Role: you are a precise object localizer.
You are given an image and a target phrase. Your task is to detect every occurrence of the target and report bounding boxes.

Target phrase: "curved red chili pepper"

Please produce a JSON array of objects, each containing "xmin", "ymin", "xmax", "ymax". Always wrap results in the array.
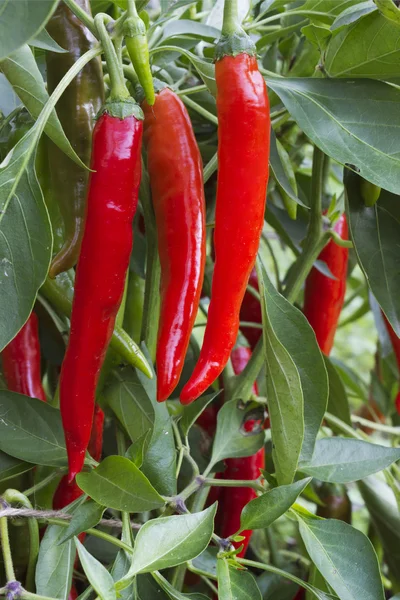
[
  {"xmin": 382, "ymin": 313, "xmax": 400, "ymax": 415},
  {"xmin": 181, "ymin": 53, "xmax": 270, "ymax": 404},
  {"xmin": 303, "ymin": 214, "xmax": 349, "ymax": 356},
  {"xmin": 60, "ymin": 112, "xmax": 143, "ymax": 481},
  {"xmin": 240, "ymin": 268, "xmax": 262, "ymax": 350},
  {"xmin": 2, "ymin": 313, "xmax": 46, "ymax": 402},
  {"xmin": 142, "ymin": 88, "xmax": 206, "ymax": 401}
]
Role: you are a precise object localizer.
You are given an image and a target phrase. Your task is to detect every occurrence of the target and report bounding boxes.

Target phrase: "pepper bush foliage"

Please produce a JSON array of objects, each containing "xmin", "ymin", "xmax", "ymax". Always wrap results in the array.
[{"xmin": 1, "ymin": 1, "xmax": 400, "ymax": 600}]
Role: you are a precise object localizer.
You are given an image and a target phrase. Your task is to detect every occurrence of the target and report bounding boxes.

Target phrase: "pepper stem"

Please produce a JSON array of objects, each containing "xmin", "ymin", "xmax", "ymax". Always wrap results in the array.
[
  {"xmin": 222, "ymin": 0, "xmax": 240, "ymax": 35},
  {"xmin": 94, "ymin": 14, "xmax": 130, "ymax": 102},
  {"xmin": 127, "ymin": 0, "xmax": 139, "ymax": 19}
]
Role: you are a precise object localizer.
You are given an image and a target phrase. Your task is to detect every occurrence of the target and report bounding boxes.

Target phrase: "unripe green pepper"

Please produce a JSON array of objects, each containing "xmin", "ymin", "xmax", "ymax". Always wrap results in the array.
[
  {"xmin": 123, "ymin": 270, "xmax": 145, "ymax": 344},
  {"xmin": 123, "ymin": 4, "xmax": 154, "ymax": 106},
  {"xmin": 360, "ymin": 178, "xmax": 381, "ymax": 207}
]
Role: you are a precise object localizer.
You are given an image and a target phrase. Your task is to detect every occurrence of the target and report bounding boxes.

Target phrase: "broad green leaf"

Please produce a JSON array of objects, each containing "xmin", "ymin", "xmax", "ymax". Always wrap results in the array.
[
  {"xmin": 324, "ymin": 356, "xmax": 352, "ymax": 426},
  {"xmin": 57, "ymin": 500, "xmax": 105, "ymax": 545},
  {"xmin": 210, "ymin": 399, "xmax": 265, "ymax": 467},
  {"xmin": 330, "ymin": 1, "xmax": 376, "ymax": 31},
  {"xmin": 260, "ymin": 262, "xmax": 327, "ymax": 462},
  {"xmin": 116, "ymin": 506, "xmax": 216, "ymax": 589},
  {"xmin": 161, "ymin": 19, "xmax": 220, "ymax": 41},
  {"xmin": 0, "ymin": 45, "xmax": 85, "ymax": 167},
  {"xmin": 75, "ymin": 538, "xmax": 117, "ymax": 600},
  {"xmin": 325, "ymin": 12, "xmax": 400, "ymax": 78},
  {"xmin": 345, "ymin": 172, "xmax": 400, "ymax": 336},
  {"xmin": 240, "ymin": 478, "xmax": 312, "ymax": 531},
  {"xmin": 180, "ymin": 391, "xmax": 220, "ymax": 438},
  {"xmin": 217, "ymin": 558, "xmax": 262, "ymax": 600},
  {"xmin": 258, "ymin": 261, "xmax": 304, "ymax": 485},
  {"xmin": 267, "ymin": 76, "xmax": 400, "ymax": 195},
  {"xmin": 0, "ymin": 133, "xmax": 52, "ymax": 351},
  {"xmin": 35, "ymin": 497, "xmax": 85, "ymax": 599},
  {"xmin": 358, "ymin": 476, "xmax": 400, "ymax": 585},
  {"xmin": 297, "ymin": 515, "xmax": 385, "ymax": 600},
  {"xmin": 0, "ymin": 392, "xmax": 67, "ymax": 466},
  {"xmin": 375, "ymin": 0, "xmax": 400, "ymax": 24},
  {"xmin": 0, "ymin": 0, "xmax": 58, "ymax": 60},
  {"xmin": 76, "ymin": 456, "xmax": 165, "ymax": 512},
  {"xmin": 103, "ymin": 365, "xmax": 155, "ymax": 455},
  {"xmin": 300, "ymin": 438, "xmax": 400, "ymax": 483},
  {"xmin": 0, "ymin": 451, "xmax": 31, "ymax": 482}
]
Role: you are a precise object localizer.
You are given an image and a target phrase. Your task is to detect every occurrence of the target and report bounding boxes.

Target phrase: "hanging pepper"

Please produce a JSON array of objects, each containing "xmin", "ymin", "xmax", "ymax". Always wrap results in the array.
[
  {"xmin": 59, "ymin": 66, "xmax": 144, "ymax": 480},
  {"xmin": 46, "ymin": 0, "xmax": 104, "ymax": 277},
  {"xmin": 2, "ymin": 313, "xmax": 46, "ymax": 402},
  {"xmin": 141, "ymin": 86, "xmax": 206, "ymax": 401},
  {"xmin": 381, "ymin": 313, "xmax": 400, "ymax": 415},
  {"xmin": 180, "ymin": 1, "xmax": 270, "ymax": 404},
  {"xmin": 303, "ymin": 214, "xmax": 349, "ymax": 356},
  {"xmin": 124, "ymin": 0, "xmax": 155, "ymax": 106},
  {"xmin": 316, "ymin": 483, "xmax": 352, "ymax": 523},
  {"xmin": 360, "ymin": 179, "xmax": 381, "ymax": 207}
]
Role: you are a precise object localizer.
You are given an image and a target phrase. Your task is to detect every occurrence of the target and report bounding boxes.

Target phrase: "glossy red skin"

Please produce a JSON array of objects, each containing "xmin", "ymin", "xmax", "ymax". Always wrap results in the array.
[
  {"xmin": 303, "ymin": 214, "xmax": 348, "ymax": 356},
  {"xmin": 181, "ymin": 54, "xmax": 270, "ymax": 404},
  {"xmin": 142, "ymin": 89, "xmax": 205, "ymax": 402},
  {"xmin": 240, "ymin": 268, "xmax": 262, "ymax": 350},
  {"xmin": 2, "ymin": 313, "xmax": 46, "ymax": 401},
  {"xmin": 68, "ymin": 586, "xmax": 79, "ymax": 600},
  {"xmin": 60, "ymin": 112, "xmax": 143, "ymax": 480},
  {"xmin": 87, "ymin": 404, "xmax": 105, "ymax": 461},
  {"xmin": 382, "ymin": 314, "xmax": 400, "ymax": 415}
]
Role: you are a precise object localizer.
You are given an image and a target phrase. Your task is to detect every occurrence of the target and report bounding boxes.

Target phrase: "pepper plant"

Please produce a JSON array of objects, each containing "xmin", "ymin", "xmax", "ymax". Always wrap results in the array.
[{"xmin": 0, "ymin": 1, "xmax": 400, "ymax": 600}]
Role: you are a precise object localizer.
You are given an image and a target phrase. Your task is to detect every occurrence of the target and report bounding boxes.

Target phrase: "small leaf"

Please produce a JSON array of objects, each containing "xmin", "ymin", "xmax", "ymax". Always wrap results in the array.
[
  {"xmin": 75, "ymin": 538, "xmax": 117, "ymax": 600},
  {"xmin": 210, "ymin": 399, "xmax": 265, "ymax": 467},
  {"xmin": 125, "ymin": 430, "xmax": 151, "ymax": 468},
  {"xmin": 269, "ymin": 130, "xmax": 304, "ymax": 207},
  {"xmin": 76, "ymin": 456, "xmax": 165, "ymax": 512},
  {"xmin": 180, "ymin": 391, "xmax": 220, "ymax": 438},
  {"xmin": 0, "ymin": 392, "xmax": 66, "ymax": 466},
  {"xmin": 297, "ymin": 514, "xmax": 385, "ymax": 600},
  {"xmin": 29, "ymin": 28, "xmax": 67, "ymax": 52},
  {"xmin": 324, "ymin": 356, "xmax": 352, "ymax": 426},
  {"xmin": 330, "ymin": 1, "xmax": 376, "ymax": 31},
  {"xmin": 161, "ymin": 19, "xmax": 220, "ymax": 42},
  {"xmin": 153, "ymin": 571, "xmax": 208, "ymax": 600},
  {"xmin": 151, "ymin": 45, "xmax": 215, "ymax": 95},
  {"xmin": 57, "ymin": 500, "xmax": 105, "ymax": 545},
  {"xmin": 116, "ymin": 506, "xmax": 216, "ymax": 589},
  {"xmin": 240, "ymin": 478, "xmax": 312, "ymax": 531},
  {"xmin": 300, "ymin": 438, "xmax": 400, "ymax": 483},
  {"xmin": 0, "ymin": 451, "xmax": 31, "ymax": 483},
  {"xmin": 217, "ymin": 558, "xmax": 262, "ymax": 600}
]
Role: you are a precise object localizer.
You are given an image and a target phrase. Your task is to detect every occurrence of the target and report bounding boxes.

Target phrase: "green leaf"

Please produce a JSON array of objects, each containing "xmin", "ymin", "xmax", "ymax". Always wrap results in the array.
[
  {"xmin": 297, "ymin": 515, "xmax": 385, "ymax": 600},
  {"xmin": 217, "ymin": 558, "xmax": 262, "ymax": 600},
  {"xmin": 111, "ymin": 550, "xmax": 134, "ymax": 600},
  {"xmin": 240, "ymin": 478, "xmax": 312, "ymax": 531},
  {"xmin": 75, "ymin": 538, "xmax": 117, "ymax": 600},
  {"xmin": 0, "ymin": 451, "xmax": 31, "ymax": 483},
  {"xmin": 0, "ymin": 45, "xmax": 87, "ymax": 168},
  {"xmin": 267, "ymin": 76, "xmax": 400, "ymax": 196},
  {"xmin": 161, "ymin": 19, "xmax": 220, "ymax": 42},
  {"xmin": 0, "ymin": 392, "xmax": 67, "ymax": 466},
  {"xmin": 259, "ymin": 261, "xmax": 327, "ymax": 463},
  {"xmin": 29, "ymin": 28, "xmax": 67, "ymax": 53},
  {"xmin": 325, "ymin": 11, "xmax": 400, "ymax": 78},
  {"xmin": 300, "ymin": 438, "xmax": 400, "ymax": 483},
  {"xmin": 345, "ymin": 172, "xmax": 400, "ymax": 336},
  {"xmin": 76, "ymin": 456, "xmax": 165, "ymax": 513},
  {"xmin": 152, "ymin": 571, "xmax": 209, "ymax": 600},
  {"xmin": 375, "ymin": 0, "xmax": 400, "ymax": 24},
  {"xmin": 258, "ymin": 261, "xmax": 304, "ymax": 485},
  {"xmin": 136, "ymin": 573, "xmax": 170, "ymax": 600},
  {"xmin": 151, "ymin": 45, "xmax": 216, "ymax": 96},
  {"xmin": 330, "ymin": 1, "xmax": 376, "ymax": 31},
  {"xmin": 0, "ymin": 0, "xmax": 58, "ymax": 60},
  {"xmin": 57, "ymin": 500, "xmax": 105, "ymax": 545},
  {"xmin": 210, "ymin": 399, "xmax": 265, "ymax": 466},
  {"xmin": 103, "ymin": 365, "xmax": 155, "ymax": 456},
  {"xmin": 125, "ymin": 431, "xmax": 151, "ymax": 468},
  {"xmin": 180, "ymin": 391, "xmax": 220, "ymax": 438},
  {"xmin": 324, "ymin": 356, "xmax": 352, "ymax": 426},
  {"xmin": 269, "ymin": 130, "xmax": 304, "ymax": 207},
  {"xmin": 0, "ymin": 133, "xmax": 52, "ymax": 351},
  {"xmin": 116, "ymin": 506, "xmax": 216, "ymax": 589}
]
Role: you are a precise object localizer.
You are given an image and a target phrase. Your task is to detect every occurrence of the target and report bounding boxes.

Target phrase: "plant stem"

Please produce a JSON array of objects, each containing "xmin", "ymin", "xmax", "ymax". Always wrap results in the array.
[
  {"xmin": 0, "ymin": 514, "xmax": 15, "ymax": 581},
  {"xmin": 238, "ymin": 558, "xmax": 320, "ymax": 598},
  {"xmin": 180, "ymin": 95, "xmax": 218, "ymax": 125},
  {"xmin": 351, "ymin": 415, "xmax": 400, "ymax": 435},
  {"xmin": 22, "ymin": 592, "xmax": 63, "ymax": 600},
  {"xmin": 94, "ymin": 14, "xmax": 129, "ymax": 101},
  {"xmin": 140, "ymin": 160, "xmax": 160, "ymax": 361},
  {"xmin": 324, "ymin": 412, "xmax": 364, "ymax": 440},
  {"xmin": 2, "ymin": 490, "xmax": 39, "ymax": 592},
  {"xmin": 203, "ymin": 478, "xmax": 264, "ymax": 493},
  {"xmin": 45, "ymin": 517, "xmax": 133, "ymax": 553},
  {"xmin": 175, "ymin": 84, "xmax": 207, "ymax": 96},
  {"xmin": 246, "ymin": 10, "xmax": 330, "ymax": 31},
  {"xmin": 204, "ymin": 152, "xmax": 218, "ymax": 184},
  {"xmin": 116, "ymin": 428, "xmax": 133, "ymax": 547},
  {"xmin": 127, "ymin": 0, "xmax": 139, "ymax": 19},
  {"xmin": 63, "ymin": 0, "xmax": 96, "ymax": 34},
  {"xmin": 222, "ymin": 0, "xmax": 239, "ymax": 35}
]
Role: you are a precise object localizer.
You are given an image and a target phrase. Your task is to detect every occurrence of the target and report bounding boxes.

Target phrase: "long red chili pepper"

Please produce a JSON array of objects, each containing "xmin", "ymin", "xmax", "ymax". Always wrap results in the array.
[
  {"xmin": 180, "ymin": 12, "xmax": 270, "ymax": 404},
  {"xmin": 60, "ymin": 108, "xmax": 143, "ymax": 481},
  {"xmin": 240, "ymin": 268, "xmax": 262, "ymax": 350},
  {"xmin": 2, "ymin": 313, "xmax": 46, "ymax": 402},
  {"xmin": 141, "ymin": 86, "xmax": 205, "ymax": 401},
  {"xmin": 303, "ymin": 214, "xmax": 349, "ymax": 356},
  {"xmin": 382, "ymin": 313, "xmax": 400, "ymax": 414}
]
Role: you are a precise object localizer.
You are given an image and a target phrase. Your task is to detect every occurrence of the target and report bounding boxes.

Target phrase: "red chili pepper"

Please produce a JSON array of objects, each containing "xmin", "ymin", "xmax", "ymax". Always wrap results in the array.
[
  {"xmin": 2, "ymin": 313, "xmax": 46, "ymax": 402},
  {"xmin": 382, "ymin": 313, "xmax": 400, "ymax": 415},
  {"xmin": 141, "ymin": 87, "xmax": 206, "ymax": 401},
  {"xmin": 303, "ymin": 214, "xmax": 349, "ymax": 356},
  {"xmin": 239, "ymin": 268, "xmax": 262, "ymax": 350},
  {"xmin": 60, "ymin": 110, "xmax": 143, "ymax": 481},
  {"xmin": 181, "ymin": 50, "xmax": 270, "ymax": 404},
  {"xmin": 68, "ymin": 586, "xmax": 79, "ymax": 600}
]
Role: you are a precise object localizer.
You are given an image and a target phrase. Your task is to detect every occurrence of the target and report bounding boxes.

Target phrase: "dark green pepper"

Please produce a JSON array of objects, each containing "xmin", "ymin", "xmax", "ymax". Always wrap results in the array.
[{"xmin": 46, "ymin": 0, "xmax": 104, "ymax": 277}]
